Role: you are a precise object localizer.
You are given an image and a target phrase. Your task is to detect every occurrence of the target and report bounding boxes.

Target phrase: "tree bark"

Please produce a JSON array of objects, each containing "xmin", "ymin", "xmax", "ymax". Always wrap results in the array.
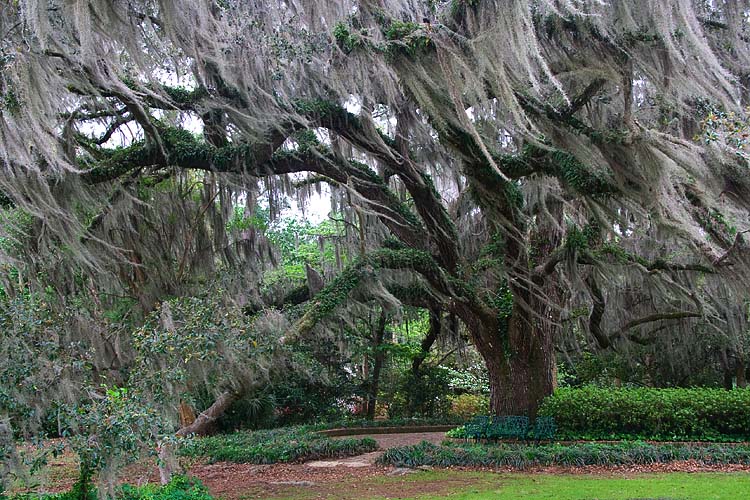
[
  {"xmin": 454, "ymin": 294, "xmax": 556, "ymax": 418},
  {"xmin": 411, "ymin": 309, "xmax": 441, "ymax": 376},
  {"xmin": 366, "ymin": 311, "xmax": 388, "ymax": 420},
  {"xmin": 176, "ymin": 391, "xmax": 241, "ymax": 436},
  {"xmin": 485, "ymin": 305, "xmax": 555, "ymax": 418},
  {"xmin": 737, "ymin": 358, "xmax": 747, "ymax": 389}
]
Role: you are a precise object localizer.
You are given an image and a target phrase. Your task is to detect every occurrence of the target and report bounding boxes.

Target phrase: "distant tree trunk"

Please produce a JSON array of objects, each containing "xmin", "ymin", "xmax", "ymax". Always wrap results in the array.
[
  {"xmin": 366, "ymin": 310, "xmax": 388, "ymax": 420},
  {"xmin": 721, "ymin": 350, "xmax": 734, "ymax": 390},
  {"xmin": 0, "ymin": 419, "xmax": 17, "ymax": 494},
  {"xmin": 410, "ymin": 309, "xmax": 441, "ymax": 377},
  {"xmin": 406, "ymin": 308, "xmax": 441, "ymax": 416},
  {"xmin": 737, "ymin": 358, "xmax": 747, "ymax": 389},
  {"xmin": 723, "ymin": 370, "xmax": 734, "ymax": 390},
  {"xmin": 178, "ymin": 400, "xmax": 196, "ymax": 428},
  {"xmin": 176, "ymin": 391, "xmax": 241, "ymax": 436},
  {"xmin": 157, "ymin": 441, "xmax": 182, "ymax": 485}
]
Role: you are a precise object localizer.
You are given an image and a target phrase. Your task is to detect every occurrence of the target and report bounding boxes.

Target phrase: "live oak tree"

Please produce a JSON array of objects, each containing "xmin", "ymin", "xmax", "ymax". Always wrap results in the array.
[{"xmin": 2, "ymin": 0, "xmax": 750, "ymax": 437}]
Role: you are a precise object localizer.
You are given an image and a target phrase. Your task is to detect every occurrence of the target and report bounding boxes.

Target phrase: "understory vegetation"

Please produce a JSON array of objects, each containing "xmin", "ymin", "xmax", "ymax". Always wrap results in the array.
[
  {"xmin": 178, "ymin": 426, "xmax": 377, "ymax": 464},
  {"xmin": 539, "ymin": 387, "xmax": 750, "ymax": 442},
  {"xmin": 378, "ymin": 440, "xmax": 750, "ymax": 469},
  {"xmin": 7, "ymin": 476, "xmax": 211, "ymax": 500}
]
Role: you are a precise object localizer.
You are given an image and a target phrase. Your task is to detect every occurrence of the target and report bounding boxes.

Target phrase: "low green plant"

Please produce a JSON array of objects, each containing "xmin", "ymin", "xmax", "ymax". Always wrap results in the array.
[
  {"xmin": 179, "ymin": 426, "xmax": 376, "ymax": 464},
  {"xmin": 445, "ymin": 425, "xmax": 467, "ymax": 439},
  {"xmin": 539, "ymin": 386, "xmax": 750, "ymax": 441},
  {"xmin": 378, "ymin": 440, "xmax": 750, "ymax": 469},
  {"xmin": 8, "ymin": 475, "xmax": 211, "ymax": 500}
]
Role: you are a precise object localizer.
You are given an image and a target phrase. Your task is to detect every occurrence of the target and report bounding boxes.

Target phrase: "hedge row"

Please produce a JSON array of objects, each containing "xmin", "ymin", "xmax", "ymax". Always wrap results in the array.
[
  {"xmin": 538, "ymin": 387, "xmax": 750, "ymax": 442},
  {"xmin": 179, "ymin": 426, "xmax": 377, "ymax": 464},
  {"xmin": 378, "ymin": 440, "xmax": 750, "ymax": 468}
]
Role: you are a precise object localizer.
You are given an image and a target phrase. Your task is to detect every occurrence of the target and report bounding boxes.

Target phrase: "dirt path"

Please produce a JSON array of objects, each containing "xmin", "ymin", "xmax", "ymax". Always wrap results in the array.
[
  {"xmin": 306, "ymin": 431, "xmax": 447, "ymax": 468},
  {"xmin": 190, "ymin": 432, "xmax": 447, "ymax": 498}
]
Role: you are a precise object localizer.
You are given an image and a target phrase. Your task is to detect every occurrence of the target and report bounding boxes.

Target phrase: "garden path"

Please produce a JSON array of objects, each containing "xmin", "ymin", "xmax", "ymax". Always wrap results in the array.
[{"xmin": 306, "ymin": 431, "xmax": 447, "ymax": 468}]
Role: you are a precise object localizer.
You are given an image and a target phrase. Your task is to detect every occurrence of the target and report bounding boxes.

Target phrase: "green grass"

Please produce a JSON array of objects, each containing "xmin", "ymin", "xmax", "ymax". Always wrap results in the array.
[{"xmin": 429, "ymin": 472, "xmax": 750, "ymax": 499}]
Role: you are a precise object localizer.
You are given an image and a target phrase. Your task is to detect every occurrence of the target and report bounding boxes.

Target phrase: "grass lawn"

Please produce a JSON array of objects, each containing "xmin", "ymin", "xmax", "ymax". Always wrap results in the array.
[
  {"xmin": 439, "ymin": 472, "xmax": 750, "ymax": 500},
  {"xmin": 258, "ymin": 471, "xmax": 750, "ymax": 500}
]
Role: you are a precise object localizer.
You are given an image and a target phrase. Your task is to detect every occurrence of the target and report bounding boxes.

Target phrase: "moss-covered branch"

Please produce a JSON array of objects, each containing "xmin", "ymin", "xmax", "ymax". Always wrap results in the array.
[{"xmin": 293, "ymin": 248, "xmax": 466, "ymax": 336}]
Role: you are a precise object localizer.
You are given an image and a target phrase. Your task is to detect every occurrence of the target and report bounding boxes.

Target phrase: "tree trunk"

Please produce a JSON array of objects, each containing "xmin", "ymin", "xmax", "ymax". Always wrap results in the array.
[
  {"xmin": 366, "ymin": 311, "xmax": 388, "ymax": 420},
  {"xmin": 176, "ymin": 391, "xmax": 240, "ymax": 436},
  {"xmin": 723, "ymin": 370, "xmax": 734, "ymax": 390},
  {"xmin": 737, "ymin": 358, "xmax": 747, "ymax": 389},
  {"xmin": 411, "ymin": 309, "xmax": 441, "ymax": 377},
  {"xmin": 157, "ymin": 441, "xmax": 182, "ymax": 485},
  {"xmin": 0, "ymin": 419, "xmax": 18, "ymax": 495},
  {"xmin": 461, "ymin": 299, "xmax": 556, "ymax": 418}
]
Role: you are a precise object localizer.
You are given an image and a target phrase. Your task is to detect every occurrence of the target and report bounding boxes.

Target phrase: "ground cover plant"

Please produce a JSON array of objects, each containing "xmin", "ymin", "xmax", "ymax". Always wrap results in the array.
[
  {"xmin": 538, "ymin": 387, "xmax": 750, "ymax": 442},
  {"xmin": 178, "ymin": 426, "xmax": 377, "ymax": 464},
  {"xmin": 378, "ymin": 440, "xmax": 750, "ymax": 469},
  {"xmin": 6, "ymin": 476, "xmax": 211, "ymax": 500}
]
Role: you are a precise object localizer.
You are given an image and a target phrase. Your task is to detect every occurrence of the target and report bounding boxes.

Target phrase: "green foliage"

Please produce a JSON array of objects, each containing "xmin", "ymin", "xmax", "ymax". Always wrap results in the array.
[
  {"xmin": 539, "ymin": 387, "xmax": 750, "ymax": 441},
  {"xmin": 445, "ymin": 425, "xmax": 467, "ymax": 439},
  {"xmin": 550, "ymin": 150, "xmax": 617, "ymax": 197},
  {"xmin": 332, "ymin": 22, "xmax": 366, "ymax": 53},
  {"xmin": 60, "ymin": 385, "xmax": 168, "ymax": 486},
  {"xmin": 266, "ymin": 369, "xmax": 360, "ymax": 427},
  {"xmin": 297, "ymin": 248, "xmax": 438, "ymax": 332},
  {"xmin": 378, "ymin": 440, "xmax": 750, "ymax": 468},
  {"xmin": 215, "ymin": 392, "xmax": 276, "ymax": 432},
  {"xmin": 179, "ymin": 426, "xmax": 376, "ymax": 464},
  {"xmin": 564, "ymin": 219, "xmax": 601, "ymax": 251},
  {"xmin": 120, "ymin": 476, "xmax": 213, "ymax": 500},
  {"xmin": 0, "ymin": 88, "xmax": 21, "ymax": 115},
  {"xmin": 383, "ymin": 20, "xmax": 433, "ymax": 57},
  {"xmin": 0, "ymin": 208, "xmax": 32, "ymax": 254},
  {"xmin": 9, "ymin": 475, "xmax": 212, "ymax": 500},
  {"xmin": 131, "ymin": 291, "xmax": 270, "ymax": 405},
  {"xmin": 225, "ymin": 205, "xmax": 268, "ymax": 233},
  {"xmin": 447, "ymin": 394, "xmax": 489, "ymax": 420},
  {"xmin": 384, "ymin": 21, "xmax": 422, "ymax": 41},
  {"xmin": 699, "ymin": 106, "xmax": 750, "ymax": 160},
  {"xmin": 390, "ymin": 366, "xmax": 453, "ymax": 418}
]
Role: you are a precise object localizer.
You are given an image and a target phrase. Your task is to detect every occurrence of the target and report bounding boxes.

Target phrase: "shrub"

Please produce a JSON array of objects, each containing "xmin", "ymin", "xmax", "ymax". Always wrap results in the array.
[
  {"xmin": 447, "ymin": 394, "xmax": 489, "ymax": 420},
  {"xmin": 538, "ymin": 387, "xmax": 750, "ymax": 441},
  {"xmin": 390, "ymin": 366, "xmax": 453, "ymax": 418},
  {"xmin": 120, "ymin": 476, "xmax": 212, "ymax": 500},
  {"xmin": 9, "ymin": 475, "xmax": 212, "ymax": 500},
  {"xmin": 445, "ymin": 426, "xmax": 467, "ymax": 439},
  {"xmin": 179, "ymin": 426, "xmax": 377, "ymax": 464},
  {"xmin": 378, "ymin": 440, "xmax": 750, "ymax": 468}
]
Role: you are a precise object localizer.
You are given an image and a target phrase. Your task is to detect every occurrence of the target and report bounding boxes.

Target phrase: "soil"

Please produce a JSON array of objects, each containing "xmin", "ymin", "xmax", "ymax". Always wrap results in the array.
[
  {"xmin": 188, "ymin": 432, "xmax": 750, "ymax": 499},
  {"xmin": 16, "ymin": 431, "xmax": 750, "ymax": 500}
]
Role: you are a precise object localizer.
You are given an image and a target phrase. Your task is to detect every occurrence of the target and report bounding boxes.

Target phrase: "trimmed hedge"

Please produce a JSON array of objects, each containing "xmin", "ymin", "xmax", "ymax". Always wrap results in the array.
[
  {"xmin": 538, "ymin": 387, "xmax": 750, "ymax": 442},
  {"xmin": 179, "ymin": 426, "xmax": 377, "ymax": 464},
  {"xmin": 316, "ymin": 417, "xmax": 464, "ymax": 430},
  {"xmin": 378, "ymin": 440, "xmax": 750, "ymax": 468}
]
